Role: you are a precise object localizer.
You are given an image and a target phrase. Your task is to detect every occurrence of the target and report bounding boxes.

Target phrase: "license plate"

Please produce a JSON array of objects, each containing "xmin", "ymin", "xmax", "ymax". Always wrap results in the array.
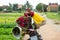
[{"xmin": 30, "ymin": 35, "xmax": 38, "ymax": 40}]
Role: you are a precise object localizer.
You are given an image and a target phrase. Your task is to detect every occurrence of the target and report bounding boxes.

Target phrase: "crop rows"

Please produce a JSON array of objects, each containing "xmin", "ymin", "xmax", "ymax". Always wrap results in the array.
[{"xmin": 0, "ymin": 13, "xmax": 23, "ymax": 40}]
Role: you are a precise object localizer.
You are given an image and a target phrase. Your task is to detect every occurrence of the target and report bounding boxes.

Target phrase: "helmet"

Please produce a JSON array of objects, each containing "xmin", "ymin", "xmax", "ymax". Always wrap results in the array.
[{"xmin": 26, "ymin": 8, "xmax": 31, "ymax": 12}]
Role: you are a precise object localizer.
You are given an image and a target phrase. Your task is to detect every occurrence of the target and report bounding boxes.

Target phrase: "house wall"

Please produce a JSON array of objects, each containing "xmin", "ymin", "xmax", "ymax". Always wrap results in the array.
[{"xmin": 47, "ymin": 3, "xmax": 58, "ymax": 12}]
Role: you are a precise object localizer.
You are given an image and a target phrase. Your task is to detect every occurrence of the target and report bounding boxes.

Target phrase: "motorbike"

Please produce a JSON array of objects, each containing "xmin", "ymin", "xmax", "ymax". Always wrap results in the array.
[
  {"xmin": 12, "ymin": 16, "xmax": 44, "ymax": 40},
  {"xmin": 12, "ymin": 24, "xmax": 43, "ymax": 40}
]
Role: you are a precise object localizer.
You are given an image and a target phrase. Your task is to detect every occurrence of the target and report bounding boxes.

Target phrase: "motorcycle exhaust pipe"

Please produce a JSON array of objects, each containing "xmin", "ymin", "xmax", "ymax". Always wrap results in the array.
[{"xmin": 12, "ymin": 25, "xmax": 22, "ymax": 39}]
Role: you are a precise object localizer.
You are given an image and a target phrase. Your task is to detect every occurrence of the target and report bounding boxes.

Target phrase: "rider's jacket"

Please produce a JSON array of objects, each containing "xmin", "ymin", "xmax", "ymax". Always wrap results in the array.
[{"xmin": 16, "ymin": 11, "xmax": 34, "ymax": 29}]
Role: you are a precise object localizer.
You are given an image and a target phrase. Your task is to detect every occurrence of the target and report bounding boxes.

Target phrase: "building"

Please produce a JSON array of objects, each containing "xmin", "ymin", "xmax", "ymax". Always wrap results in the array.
[
  {"xmin": 17, "ymin": 4, "xmax": 23, "ymax": 9},
  {"xmin": 47, "ymin": 3, "xmax": 58, "ymax": 12},
  {"xmin": 2, "ymin": 5, "xmax": 8, "ymax": 9}
]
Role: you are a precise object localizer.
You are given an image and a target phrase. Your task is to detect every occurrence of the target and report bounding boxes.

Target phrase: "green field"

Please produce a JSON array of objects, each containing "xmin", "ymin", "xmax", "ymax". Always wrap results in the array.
[
  {"xmin": 0, "ymin": 13, "xmax": 24, "ymax": 40},
  {"xmin": 45, "ymin": 12, "xmax": 60, "ymax": 20}
]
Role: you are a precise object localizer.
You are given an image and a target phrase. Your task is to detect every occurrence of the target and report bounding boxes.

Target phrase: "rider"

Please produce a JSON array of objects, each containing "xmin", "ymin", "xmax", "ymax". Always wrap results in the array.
[
  {"xmin": 16, "ymin": 8, "xmax": 34, "ymax": 33},
  {"xmin": 16, "ymin": 8, "xmax": 45, "ymax": 40}
]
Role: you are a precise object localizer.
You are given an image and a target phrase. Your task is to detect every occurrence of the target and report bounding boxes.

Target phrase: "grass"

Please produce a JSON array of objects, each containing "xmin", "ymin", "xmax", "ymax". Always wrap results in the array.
[
  {"xmin": 0, "ymin": 13, "xmax": 23, "ymax": 16},
  {"xmin": 0, "ymin": 28, "xmax": 17, "ymax": 40},
  {"xmin": 0, "ymin": 13, "xmax": 24, "ymax": 40},
  {"xmin": 0, "ymin": 35, "xmax": 17, "ymax": 40},
  {"xmin": 45, "ymin": 12, "xmax": 60, "ymax": 20},
  {"xmin": 0, "ymin": 13, "xmax": 24, "ymax": 28}
]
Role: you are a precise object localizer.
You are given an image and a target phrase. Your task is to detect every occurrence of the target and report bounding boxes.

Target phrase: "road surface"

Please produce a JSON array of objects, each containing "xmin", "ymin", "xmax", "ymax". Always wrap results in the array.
[{"xmin": 38, "ymin": 19, "xmax": 60, "ymax": 40}]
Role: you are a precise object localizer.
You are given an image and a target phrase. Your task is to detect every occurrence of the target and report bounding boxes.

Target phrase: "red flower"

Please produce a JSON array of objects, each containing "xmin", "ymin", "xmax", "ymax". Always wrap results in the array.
[{"xmin": 16, "ymin": 16, "xmax": 25, "ymax": 27}]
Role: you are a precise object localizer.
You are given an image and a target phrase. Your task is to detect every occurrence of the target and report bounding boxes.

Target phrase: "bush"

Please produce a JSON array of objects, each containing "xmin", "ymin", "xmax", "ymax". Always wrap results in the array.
[{"xmin": 0, "ymin": 7, "xmax": 3, "ymax": 11}]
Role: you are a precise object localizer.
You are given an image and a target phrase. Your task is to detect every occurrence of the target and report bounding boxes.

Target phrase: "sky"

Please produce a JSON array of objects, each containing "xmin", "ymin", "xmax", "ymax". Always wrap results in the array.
[{"xmin": 0, "ymin": 0, "xmax": 60, "ymax": 8}]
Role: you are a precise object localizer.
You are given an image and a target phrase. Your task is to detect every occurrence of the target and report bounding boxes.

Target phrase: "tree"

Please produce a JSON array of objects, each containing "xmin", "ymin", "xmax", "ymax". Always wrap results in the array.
[
  {"xmin": 43, "ymin": 4, "xmax": 48, "ymax": 12},
  {"xmin": 9, "ymin": 3, "xmax": 13, "ymax": 11},
  {"xmin": 36, "ymin": 3, "xmax": 42, "ymax": 12},
  {"xmin": 26, "ymin": 1, "xmax": 33, "ymax": 10},
  {"xmin": 0, "ymin": 7, "xmax": 3, "ymax": 11},
  {"xmin": 7, "ymin": 3, "xmax": 13, "ymax": 12},
  {"xmin": 4, "ymin": 3, "xmax": 13, "ymax": 12},
  {"xmin": 58, "ymin": 5, "xmax": 60, "ymax": 11},
  {"xmin": 17, "ymin": 8, "xmax": 22, "ymax": 13},
  {"xmin": 22, "ymin": 4, "xmax": 26, "ymax": 11},
  {"xmin": 22, "ymin": 1, "xmax": 33, "ymax": 11},
  {"xmin": 58, "ymin": 5, "xmax": 60, "ymax": 14},
  {"xmin": 26, "ymin": 1, "xmax": 30, "ymax": 8},
  {"xmin": 13, "ymin": 4, "xmax": 18, "ymax": 11},
  {"xmin": 36, "ymin": 3, "xmax": 47, "ymax": 12}
]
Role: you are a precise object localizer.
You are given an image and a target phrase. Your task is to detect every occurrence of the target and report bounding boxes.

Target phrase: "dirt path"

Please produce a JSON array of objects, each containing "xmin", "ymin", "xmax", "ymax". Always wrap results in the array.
[{"xmin": 38, "ymin": 18, "xmax": 60, "ymax": 40}]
